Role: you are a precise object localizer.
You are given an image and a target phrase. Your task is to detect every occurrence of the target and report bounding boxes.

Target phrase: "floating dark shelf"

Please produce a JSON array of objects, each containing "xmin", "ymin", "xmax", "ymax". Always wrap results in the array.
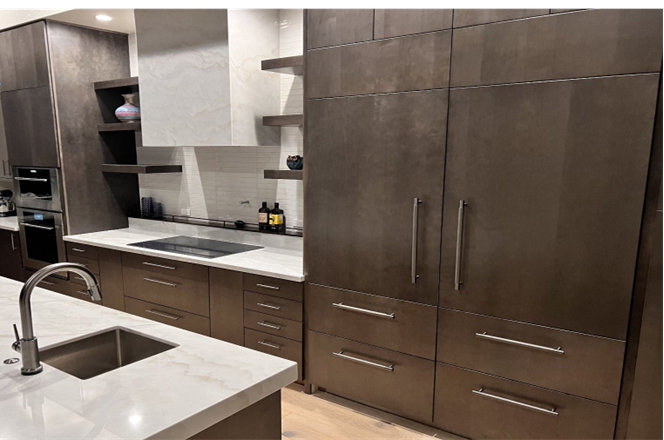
[
  {"xmin": 101, "ymin": 164, "xmax": 183, "ymax": 174},
  {"xmin": 264, "ymin": 169, "xmax": 303, "ymax": 180},
  {"xmin": 94, "ymin": 76, "xmax": 139, "ymax": 90},
  {"xmin": 261, "ymin": 55, "xmax": 303, "ymax": 75},
  {"xmin": 98, "ymin": 122, "xmax": 141, "ymax": 132},
  {"xmin": 262, "ymin": 114, "xmax": 303, "ymax": 127}
]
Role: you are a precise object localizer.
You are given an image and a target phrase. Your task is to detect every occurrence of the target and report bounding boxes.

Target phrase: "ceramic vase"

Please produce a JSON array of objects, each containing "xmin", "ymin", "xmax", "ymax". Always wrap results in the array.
[{"xmin": 115, "ymin": 94, "xmax": 141, "ymax": 123}]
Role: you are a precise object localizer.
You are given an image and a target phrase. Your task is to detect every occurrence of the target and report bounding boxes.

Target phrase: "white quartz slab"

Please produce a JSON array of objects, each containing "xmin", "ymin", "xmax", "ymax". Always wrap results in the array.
[
  {"xmin": 0, "ymin": 276, "xmax": 297, "ymax": 439},
  {"xmin": 0, "ymin": 216, "xmax": 18, "ymax": 231},
  {"xmin": 64, "ymin": 224, "xmax": 304, "ymax": 282}
]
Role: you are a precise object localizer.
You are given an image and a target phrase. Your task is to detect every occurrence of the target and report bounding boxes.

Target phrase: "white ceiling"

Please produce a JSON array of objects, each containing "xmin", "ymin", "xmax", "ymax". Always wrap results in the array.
[
  {"xmin": 40, "ymin": 9, "xmax": 135, "ymax": 34},
  {"xmin": 0, "ymin": 9, "xmax": 69, "ymax": 31}
]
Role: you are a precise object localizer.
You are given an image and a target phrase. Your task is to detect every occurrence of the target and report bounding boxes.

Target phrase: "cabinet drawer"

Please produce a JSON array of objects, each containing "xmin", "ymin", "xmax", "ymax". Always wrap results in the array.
[
  {"xmin": 245, "ymin": 328, "xmax": 302, "ymax": 381},
  {"xmin": 66, "ymin": 242, "xmax": 99, "ymax": 260},
  {"xmin": 122, "ymin": 252, "xmax": 208, "ymax": 282},
  {"xmin": 243, "ymin": 273, "xmax": 303, "ymax": 302},
  {"xmin": 307, "ymin": 284, "xmax": 437, "ymax": 359},
  {"xmin": 123, "ymin": 266, "xmax": 210, "ymax": 317},
  {"xmin": 244, "ymin": 291, "xmax": 303, "ymax": 322},
  {"xmin": 36, "ymin": 275, "xmax": 70, "ymax": 295},
  {"xmin": 438, "ymin": 308, "xmax": 625, "ymax": 404},
  {"xmin": 434, "ymin": 363, "xmax": 617, "ymax": 439},
  {"xmin": 244, "ymin": 309, "xmax": 302, "ymax": 342},
  {"xmin": 308, "ymin": 330, "xmax": 434, "ymax": 423},
  {"xmin": 125, "ymin": 297, "xmax": 210, "ymax": 336},
  {"xmin": 68, "ymin": 255, "xmax": 100, "ymax": 275}
]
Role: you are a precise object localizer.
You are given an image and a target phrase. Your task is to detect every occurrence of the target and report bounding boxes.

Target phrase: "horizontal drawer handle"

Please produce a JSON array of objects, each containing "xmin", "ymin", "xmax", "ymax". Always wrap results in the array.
[
  {"xmin": 22, "ymin": 223, "xmax": 55, "ymax": 231},
  {"xmin": 257, "ymin": 302, "xmax": 282, "ymax": 311},
  {"xmin": 39, "ymin": 281, "xmax": 55, "ymax": 286},
  {"xmin": 145, "ymin": 309, "xmax": 180, "ymax": 321},
  {"xmin": 75, "ymin": 290, "xmax": 92, "ymax": 297},
  {"xmin": 142, "ymin": 261, "xmax": 176, "ymax": 270},
  {"xmin": 71, "ymin": 248, "xmax": 87, "ymax": 253},
  {"xmin": 14, "ymin": 176, "xmax": 48, "ymax": 182},
  {"xmin": 256, "ymin": 283, "xmax": 280, "ymax": 290},
  {"xmin": 472, "ymin": 388, "xmax": 558, "ymax": 416},
  {"xmin": 475, "ymin": 332, "xmax": 564, "ymax": 354},
  {"xmin": 333, "ymin": 302, "xmax": 395, "ymax": 319},
  {"xmin": 332, "ymin": 351, "xmax": 394, "ymax": 372},
  {"xmin": 257, "ymin": 321, "xmax": 282, "ymax": 330},
  {"xmin": 257, "ymin": 340, "xmax": 281, "ymax": 350},
  {"xmin": 143, "ymin": 278, "xmax": 178, "ymax": 288}
]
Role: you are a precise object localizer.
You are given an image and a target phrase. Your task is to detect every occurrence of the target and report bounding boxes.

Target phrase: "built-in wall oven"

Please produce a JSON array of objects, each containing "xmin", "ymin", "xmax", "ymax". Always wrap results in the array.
[
  {"xmin": 17, "ymin": 208, "xmax": 67, "ymax": 271},
  {"xmin": 12, "ymin": 166, "xmax": 62, "ymax": 212}
]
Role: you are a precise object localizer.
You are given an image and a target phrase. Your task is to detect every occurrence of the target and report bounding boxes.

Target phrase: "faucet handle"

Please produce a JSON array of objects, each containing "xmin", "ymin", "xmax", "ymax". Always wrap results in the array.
[{"xmin": 11, "ymin": 324, "xmax": 21, "ymax": 353}]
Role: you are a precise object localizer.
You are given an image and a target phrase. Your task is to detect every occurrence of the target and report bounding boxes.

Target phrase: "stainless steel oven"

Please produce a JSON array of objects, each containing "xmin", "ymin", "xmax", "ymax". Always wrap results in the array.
[
  {"xmin": 18, "ymin": 208, "xmax": 66, "ymax": 271},
  {"xmin": 12, "ymin": 167, "xmax": 62, "ymax": 212}
]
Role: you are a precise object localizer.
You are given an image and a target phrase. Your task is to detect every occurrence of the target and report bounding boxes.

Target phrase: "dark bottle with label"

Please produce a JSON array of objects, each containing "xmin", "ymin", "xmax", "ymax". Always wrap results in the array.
[
  {"xmin": 269, "ymin": 202, "xmax": 286, "ymax": 233},
  {"xmin": 259, "ymin": 202, "xmax": 270, "ymax": 230}
]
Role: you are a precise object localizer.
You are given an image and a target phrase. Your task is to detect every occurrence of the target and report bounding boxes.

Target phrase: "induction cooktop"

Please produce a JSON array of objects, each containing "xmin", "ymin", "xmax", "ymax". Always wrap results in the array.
[{"xmin": 128, "ymin": 236, "xmax": 262, "ymax": 259}]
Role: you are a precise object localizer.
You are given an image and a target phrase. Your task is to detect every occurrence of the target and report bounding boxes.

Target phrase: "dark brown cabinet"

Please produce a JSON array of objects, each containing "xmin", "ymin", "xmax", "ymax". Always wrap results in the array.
[
  {"xmin": 451, "ymin": 10, "xmax": 663, "ymax": 87},
  {"xmin": 439, "ymin": 74, "xmax": 659, "ymax": 339},
  {"xmin": 0, "ymin": 229, "xmax": 22, "ymax": 281},
  {"xmin": 307, "ymin": 90, "xmax": 448, "ymax": 306},
  {"xmin": 373, "ymin": 9, "xmax": 452, "ymax": 38},
  {"xmin": 453, "ymin": 9, "xmax": 549, "ymax": 27},
  {"xmin": 1, "ymin": 87, "xmax": 59, "ymax": 167},
  {"xmin": 209, "ymin": 268, "xmax": 245, "ymax": 345},
  {"xmin": 0, "ymin": 21, "xmax": 50, "ymax": 93},
  {"xmin": 307, "ymin": 9, "xmax": 374, "ymax": 49}
]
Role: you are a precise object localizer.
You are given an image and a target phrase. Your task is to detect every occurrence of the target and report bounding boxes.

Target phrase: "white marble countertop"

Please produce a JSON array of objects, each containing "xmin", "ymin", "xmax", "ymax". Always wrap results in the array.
[
  {"xmin": 64, "ymin": 219, "xmax": 304, "ymax": 282},
  {"xmin": 0, "ymin": 216, "xmax": 18, "ymax": 231},
  {"xmin": 0, "ymin": 276, "xmax": 297, "ymax": 439}
]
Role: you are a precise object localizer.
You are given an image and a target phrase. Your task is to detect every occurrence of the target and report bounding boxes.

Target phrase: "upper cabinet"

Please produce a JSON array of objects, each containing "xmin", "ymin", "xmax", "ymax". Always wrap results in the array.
[
  {"xmin": 451, "ymin": 9, "xmax": 663, "ymax": 87},
  {"xmin": 0, "ymin": 21, "xmax": 50, "ymax": 93},
  {"xmin": 374, "ymin": 9, "xmax": 453, "ymax": 39},
  {"xmin": 307, "ymin": 9, "xmax": 373, "ymax": 49},
  {"xmin": 134, "ymin": 9, "xmax": 281, "ymax": 147}
]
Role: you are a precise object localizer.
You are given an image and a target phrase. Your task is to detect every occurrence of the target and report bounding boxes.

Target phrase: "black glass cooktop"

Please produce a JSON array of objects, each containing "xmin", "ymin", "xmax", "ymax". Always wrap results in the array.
[{"xmin": 128, "ymin": 236, "xmax": 262, "ymax": 259}]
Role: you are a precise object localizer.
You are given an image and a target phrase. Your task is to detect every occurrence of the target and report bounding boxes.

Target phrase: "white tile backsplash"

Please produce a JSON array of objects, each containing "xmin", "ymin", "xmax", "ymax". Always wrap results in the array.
[{"xmin": 137, "ymin": 9, "xmax": 304, "ymax": 228}]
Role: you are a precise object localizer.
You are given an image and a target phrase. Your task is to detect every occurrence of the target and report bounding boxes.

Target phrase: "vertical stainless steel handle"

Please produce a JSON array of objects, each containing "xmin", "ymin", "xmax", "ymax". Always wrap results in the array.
[
  {"xmin": 412, "ymin": 198, "xmax": 422, "ymax": 284},
  {"xmin": 472, "ymin": 389, "xmax": 558, "ymax": 416},
  {"xmin": 455, "ymin": 200, "xmax": 467, "ymax": 290},
  {"xmin": 2, "ymin": 160, "xmax": 7, "ymax": 176},
  {"xmin": 10, "ymin": 233, "xmax": 16, "ymax": 251}
]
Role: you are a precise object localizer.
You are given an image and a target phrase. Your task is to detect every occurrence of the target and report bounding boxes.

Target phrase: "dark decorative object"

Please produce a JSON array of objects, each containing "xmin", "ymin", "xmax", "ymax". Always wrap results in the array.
[
  {"xmin": 234, "ymin": 220, "xmax": 246, "ymax": 229},
  {"xmin": 141, "ymin": 197, "xmax": 163, "ymax": 220},
  {"xmin": 287, "ymin": 155, "xmax": 303, "ymax": 170}
]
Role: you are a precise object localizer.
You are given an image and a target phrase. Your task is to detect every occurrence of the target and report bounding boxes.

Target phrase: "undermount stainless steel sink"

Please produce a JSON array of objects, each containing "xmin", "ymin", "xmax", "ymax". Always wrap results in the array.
[{"xmin": 40, "ymin": 327, "xmax": 177, "ymax": 380}]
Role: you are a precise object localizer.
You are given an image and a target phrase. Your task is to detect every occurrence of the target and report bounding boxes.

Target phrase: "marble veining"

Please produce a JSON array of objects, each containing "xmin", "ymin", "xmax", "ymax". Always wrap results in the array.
[
  {"xmin": 0, "ymin": 276, "xmax": 297, "ymax": 439},
  {"xmin": 0, "ymin": 216, "xmax": 18, "ymax": 231},
  {"xmin": 64, "ymin": 219, "xmax": 304, "ymax": 282}
]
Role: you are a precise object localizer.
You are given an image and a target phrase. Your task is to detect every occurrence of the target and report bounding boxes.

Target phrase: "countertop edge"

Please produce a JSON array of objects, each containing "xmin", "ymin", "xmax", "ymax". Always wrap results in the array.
[{"xmin": 63, "ymin": 235, "xmax": 306, "ymax": 282}]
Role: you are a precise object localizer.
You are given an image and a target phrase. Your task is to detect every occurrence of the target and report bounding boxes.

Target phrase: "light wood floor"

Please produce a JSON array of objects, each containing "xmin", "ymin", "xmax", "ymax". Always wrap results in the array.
[{"xmin": 281, "ymin": 385, "xmax": 463, "ymax": 440}]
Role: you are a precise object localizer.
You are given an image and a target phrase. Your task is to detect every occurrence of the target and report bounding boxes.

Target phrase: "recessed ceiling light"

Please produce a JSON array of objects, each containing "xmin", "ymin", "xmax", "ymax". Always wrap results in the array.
[{"xmin": 95, "ymin": 14, "xmax": 112, "ymax": 21}]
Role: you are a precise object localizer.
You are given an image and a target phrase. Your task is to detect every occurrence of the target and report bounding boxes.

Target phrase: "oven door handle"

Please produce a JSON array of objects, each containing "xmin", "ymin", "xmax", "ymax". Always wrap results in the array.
[
  {"xmin": 21, "ymin": 222, "xmax": 55, "ymax": 231},
  {"xmin": 14, "ymin": 177, "xmax": 49, "ymax": 182}
]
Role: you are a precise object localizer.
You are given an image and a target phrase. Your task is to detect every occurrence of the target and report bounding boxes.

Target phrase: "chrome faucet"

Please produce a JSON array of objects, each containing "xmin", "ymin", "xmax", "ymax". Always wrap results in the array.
[{"xmin": 12, "ymin": 263, "xmax": 102, "ymax": 375}]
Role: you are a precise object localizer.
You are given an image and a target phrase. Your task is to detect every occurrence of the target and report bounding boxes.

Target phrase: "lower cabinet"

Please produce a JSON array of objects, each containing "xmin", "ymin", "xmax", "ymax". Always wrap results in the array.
[
  {"xmin": 245, "ymin": 328, "xmax": 303, "ymax": 380},
  {"xmin": 434, "ymin": 363, "xmax": 617, "ymax": 439},
  {"xmin": 307, "ymin": 330, "xmax": 435, "ymax": 423},
  {"xmin": 210, "ymin": 268, "xmax": 244, "ymax": 345},
  {"xmin": 0, "ymin": 229, "xmax": 22, "ymax": 281}
]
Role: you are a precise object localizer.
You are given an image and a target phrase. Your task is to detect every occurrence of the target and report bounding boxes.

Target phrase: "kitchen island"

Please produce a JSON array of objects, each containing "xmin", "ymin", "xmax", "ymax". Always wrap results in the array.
[{"xmin": 0, "ymin": 275, "xmax": 297, "ymax": 439}]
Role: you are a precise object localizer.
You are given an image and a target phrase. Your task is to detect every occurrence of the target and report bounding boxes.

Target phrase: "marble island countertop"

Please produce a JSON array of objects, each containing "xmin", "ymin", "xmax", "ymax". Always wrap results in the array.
[
  {"xmin": 64, "ymin": 219, "xmax": 304, "ymax": 282},
  {"xmin": 0, "ymin": 216, "xmax": 18, "ymax": 231},
  {"xmin": 0, "ymin": 275, "xmax": 297, "ymax": 439}
]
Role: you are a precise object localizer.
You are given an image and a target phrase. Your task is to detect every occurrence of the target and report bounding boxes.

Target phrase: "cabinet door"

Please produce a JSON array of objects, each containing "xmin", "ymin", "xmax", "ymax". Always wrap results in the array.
[
  {"xmin": 307, "ymin": 9, "xmax": 374, "ymax": 49},
  {"xmin": 439, "ymin": 74, "xmax": 658, "ymax": 339},
  {"xmin": 0, "ymin": 22, "xmax": 50, "ymax": 93},
  {"xmin": 0, "ymin": 229, "xmax": 23, "ymax": 281},
  {"xmin": 307, "ymin": 90, "xmax": 447, "ymax": 305},
  {"xmin": 0, "ymin": 94, "xmax": 10, "ymax": 178},
  {"xmin": 210, "ymin": 268, "xmax": 244, "ymax": 345},
  {"xmin": 1, "ymin": 87, "xmax": 59, "ymax": 167},
  {"xmin": 374, "ymin": 9, "xmax": 453, "ymax": 39}
]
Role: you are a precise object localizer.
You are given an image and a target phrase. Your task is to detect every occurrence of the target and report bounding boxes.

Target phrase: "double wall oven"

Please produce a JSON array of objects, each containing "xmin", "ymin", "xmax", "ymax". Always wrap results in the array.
[{"xmin": 13, "ymin": 166, "xmax": 67, "ymax": 272}]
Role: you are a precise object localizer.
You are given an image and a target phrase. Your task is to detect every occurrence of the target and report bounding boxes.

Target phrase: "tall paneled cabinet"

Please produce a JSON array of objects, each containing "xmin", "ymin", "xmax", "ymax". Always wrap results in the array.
[{"xmin": 304, "ymin": 9, "xmax": 662, "ymax": 439}]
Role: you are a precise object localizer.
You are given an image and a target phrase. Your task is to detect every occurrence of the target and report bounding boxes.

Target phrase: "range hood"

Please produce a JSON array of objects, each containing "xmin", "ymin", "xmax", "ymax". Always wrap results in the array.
[{"xmin": 134, "ymin": 9, "xmax": 281, "ymax": 147}]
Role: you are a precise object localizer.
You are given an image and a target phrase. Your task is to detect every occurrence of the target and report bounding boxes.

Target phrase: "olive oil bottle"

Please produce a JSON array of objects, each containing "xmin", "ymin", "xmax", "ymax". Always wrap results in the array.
[{"xmin": 258, "ymin": 202, "xmax": 270, "ymax": 230}]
